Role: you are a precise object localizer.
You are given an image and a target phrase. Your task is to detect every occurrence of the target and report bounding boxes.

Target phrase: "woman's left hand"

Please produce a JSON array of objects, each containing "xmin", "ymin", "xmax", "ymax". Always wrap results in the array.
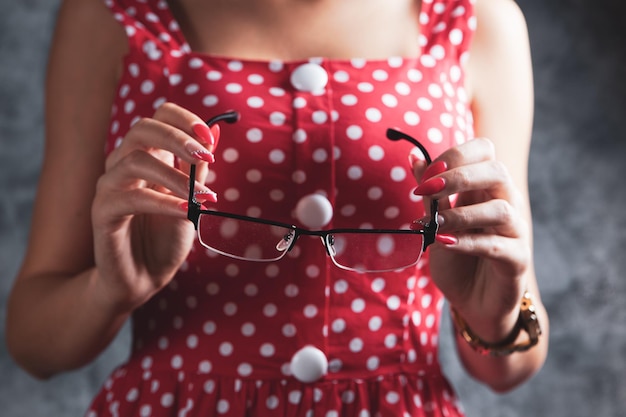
[{"xmin": 411, "ymin": 137, "xmax": 531, "ymax": 340}]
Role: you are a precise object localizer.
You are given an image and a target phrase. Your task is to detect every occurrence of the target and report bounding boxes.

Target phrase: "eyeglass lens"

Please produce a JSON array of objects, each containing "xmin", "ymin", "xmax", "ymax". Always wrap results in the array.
[{"xmin": 198, "ymin": 213, "xmax": 425, "ymax": 272}]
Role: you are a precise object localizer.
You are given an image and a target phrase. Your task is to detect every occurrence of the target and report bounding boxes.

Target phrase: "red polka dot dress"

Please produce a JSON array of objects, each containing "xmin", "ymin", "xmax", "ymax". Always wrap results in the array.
[{"xmin": 89, "ymin": 0, "xmax": 476, "ymax": 416}]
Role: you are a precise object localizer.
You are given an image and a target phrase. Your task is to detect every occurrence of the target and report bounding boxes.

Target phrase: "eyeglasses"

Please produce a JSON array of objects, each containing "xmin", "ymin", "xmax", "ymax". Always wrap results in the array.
[{"xmin": 186, "ymin": 111, "xmax": 440, "ymax": 273}]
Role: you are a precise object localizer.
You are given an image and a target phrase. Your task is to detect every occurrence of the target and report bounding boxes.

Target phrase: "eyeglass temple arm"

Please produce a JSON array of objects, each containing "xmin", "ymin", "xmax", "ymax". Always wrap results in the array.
[
  {"xmin": 386, "ymin": 128, "xmax": 439, "ymax": 248},
  {"xmin": 187, "ymin": 110, "xmax": 241, "ymax": 229}
]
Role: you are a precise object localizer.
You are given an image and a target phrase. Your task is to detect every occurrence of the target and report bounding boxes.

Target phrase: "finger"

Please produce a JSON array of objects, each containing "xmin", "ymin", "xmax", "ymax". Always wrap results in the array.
[
  {"xmin": 415, "ymin": 159, "xmax": 517, "ymax": 203},
  {"xmin": 432, "ymin": 137, "xmax": 496, "ymax": 169},
  {"xmin": 100, "ymin": 150, "xmax": 217, "ymax": 201},
  {"xmin": 107, "ymin": 103, "xmax": 216, "ymax": 170},
  {"xmin": 437, "ymin": 199, "xmax": 528, "ymax": 238},
  {"xmin": 433, "ymin": 234, "xmax": 530, "ymax": 276}
]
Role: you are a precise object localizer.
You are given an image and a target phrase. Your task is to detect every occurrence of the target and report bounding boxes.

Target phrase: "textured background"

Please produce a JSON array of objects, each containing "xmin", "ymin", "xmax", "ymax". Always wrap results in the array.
[{"xmin": 1, "ymin": 0, "xmax": 625, "ymax": 416}]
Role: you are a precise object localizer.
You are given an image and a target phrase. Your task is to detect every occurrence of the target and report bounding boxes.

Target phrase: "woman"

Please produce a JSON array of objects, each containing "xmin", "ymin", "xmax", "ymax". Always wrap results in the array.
[{"xmin": 7, "ymin": 0, "xmax": 549, "ymax": 415}]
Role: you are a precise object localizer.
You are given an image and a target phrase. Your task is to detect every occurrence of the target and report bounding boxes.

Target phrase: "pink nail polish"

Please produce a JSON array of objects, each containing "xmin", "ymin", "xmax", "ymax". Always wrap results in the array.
[
  {"xmin": 190, "ymin": 150, "xmax": 215, "ymax": 163},
  {"xmin": 209, "ymin": 124, "xmax": 221, "ymax": 152},
  {"xmin": 192, "ymin": 122, "xmax": 215, "ymax": 146},
  {"xmin": 435, "ymin": 233, "xmax": 457, "ymax": 245},
  {"xmin": 194, "ymin": 190, "xmax": 218, "ymax": 203},
  {"xmin": 421, "ymin": 161, "xmax": 448, "ymax": 182},
  {"xmin": 413, "ymin": 177, "xmax": 446, "ymax": 196}
]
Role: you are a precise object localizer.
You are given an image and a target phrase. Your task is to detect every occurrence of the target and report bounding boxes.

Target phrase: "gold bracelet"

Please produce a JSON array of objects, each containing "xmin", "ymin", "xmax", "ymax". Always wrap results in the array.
[{"xmin": 451, "ymin": 291, "xmax": 542, "ymax": 357}]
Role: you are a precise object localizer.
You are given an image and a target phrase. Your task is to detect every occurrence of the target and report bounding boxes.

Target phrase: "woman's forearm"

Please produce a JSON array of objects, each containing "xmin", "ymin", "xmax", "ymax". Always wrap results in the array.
[{"xmin": 6, "ymin": 268, "xmax": 130, "ymax": 379}]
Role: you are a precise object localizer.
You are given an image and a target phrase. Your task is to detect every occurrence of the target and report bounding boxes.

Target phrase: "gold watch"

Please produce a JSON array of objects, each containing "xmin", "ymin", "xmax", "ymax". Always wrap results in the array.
[{"xmin": 451, "ymin": 291, "xmax": 542, "ymax": 357}]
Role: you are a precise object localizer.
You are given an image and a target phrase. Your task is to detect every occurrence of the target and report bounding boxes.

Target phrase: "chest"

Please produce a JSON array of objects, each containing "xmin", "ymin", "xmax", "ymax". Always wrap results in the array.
[{"xmin": 167, "ymin": 0, "xmax": 422, "ymax": 60}]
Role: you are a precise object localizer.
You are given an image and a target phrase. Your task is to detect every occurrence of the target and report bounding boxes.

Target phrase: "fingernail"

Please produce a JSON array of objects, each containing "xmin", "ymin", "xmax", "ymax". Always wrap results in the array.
[
  {"xmin": 411, "ymin": 215, "xmax": 444, "ymax": 230},
  {"xmin": 408, "ymin": 152, "xmax": 423, "ymax": 168},
  {"xmin": 194, "ymin": 190, "xmax": 218, "ymax": 203},
  {"xmin": 421, "ymin": 161, "xmax": 448, "ymax": 182},
  {"xmin": 192, "ymin": 122, "xmax": 215, "ymax": 146},
  {"xmin": 435, "ymin": 233, "xmax": 457, "ymax": 245},
  {"xmin": 209, "ymin": 124, "xmax": 221, "ymax": 152},
  {"xmin": 190, "ymin": 149, "xmax": 215, "ymax": 163},
  {"xmin": 413, "ymin": 177, "xmax": 446, "ymax": 196},
  {"xmin": 180, "ymin": 201, "xmax": 209, "ymax": 211}
]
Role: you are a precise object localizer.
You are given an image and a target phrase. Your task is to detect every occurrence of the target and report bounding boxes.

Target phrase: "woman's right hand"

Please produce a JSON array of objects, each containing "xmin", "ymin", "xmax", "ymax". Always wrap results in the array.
[{"xmin": 91, "ymin": 102, "xmax": 220, "ymax": 313}]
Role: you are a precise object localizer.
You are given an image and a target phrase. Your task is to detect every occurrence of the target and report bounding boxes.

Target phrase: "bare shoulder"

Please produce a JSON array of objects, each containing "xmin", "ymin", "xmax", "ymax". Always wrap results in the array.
[{"xmin": 467, "ymin": 0, "xmax": 532, "ymax": 103}]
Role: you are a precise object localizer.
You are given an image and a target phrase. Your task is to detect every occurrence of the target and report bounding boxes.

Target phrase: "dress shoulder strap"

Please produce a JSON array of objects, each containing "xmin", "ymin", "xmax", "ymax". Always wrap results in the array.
[
  {"xmin": 103, "ymin": 0, "xmax": 189, "ymax": 56},
  {"xmin": 419, "ymin": 0, "xmax": 476, "ymax": 64}
]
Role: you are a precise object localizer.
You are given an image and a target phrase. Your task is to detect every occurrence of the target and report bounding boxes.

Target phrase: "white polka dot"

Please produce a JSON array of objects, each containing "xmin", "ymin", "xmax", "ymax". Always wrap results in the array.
[
  {"xmin": 293, "ymin": 129, "xmax": 307, "ymax": 143},
  {"xmin": 313, "ymin": 148, "xmax": 329, "ymax": 163},
  {"xmin": 368, "ymin": 145, "xmax": 385, "ymax": 161},
  {"xmin": 247, "ymin": 96, "xmax": 264, "ymax": 108},
  {"xmin": 384, "ymin": 333, "xmax": 398, "ymax": 348},
  {"xmin": 449, "ymin": 28, "xmax": 464, "ymax": 45},
  {"xmin": 223, "ymin": 302, "xmax": 237, "ymax": 316},
  {"xmin": 198, "ymin": 94, "xmax": 221, "ymax": 108},
  {"xmin": 304, "ymin": 305, "xmax": 318, "ymax": 318},
  {"xmin": 382, "ymin": 94, "xmax": 398, "ymax": 108},
  {"xmin": 140, "ymin": 80, "xmax": 154, "ymax": 94},
  {"xmin": 225, "ymin": 83, "xmax": 243, "ymax": 93},
  {"xmin": 186, "ymin": 334, "xmax": 198, "ymax": 349},
  {"xmin": 161, "ymin": 393, "xmax": 174, "ymax": 407},
  {"xmin": 334, "ymin": 70, "xmax": 350, "ymax": 82},
  {"xmin": 351, "ymin": 298, "xmax": 366, "ymax": 313},
  {"xmin": 269, "ymin": 149, "xmax": 286, "ymax": 164},
  {"xmin": 248, "ymin": 74, "xmax": 264, "ymax": 84},
  {"xmin": 219, "ymin": 342, "xmax": 234, "ymax": 356},
  {"xmin": 372, "ymin": 69, "xmax": 389, "ymax": 81},
  {"xmin": 346, "ymin": 125, "xmax": 363, "ymax": 140},
  {"xmin": 266, "ymin": 396, "xmax": 280, "ymax": 410},
  {"xmin": 312, "ymin": 110, "xmax": 328, "ymax": 124},
  {"xmin": 241, "ymin": 322, "xmax": 256, "ymax": 336},
  {"xmin": 371, "ymin": 278, "xmax": 386, "ymax": 292},
  {"xmin": 126, "ymin": 388, "xmax": 139, "ymax": 402},
  {"xmin": 390, "ymin": 166, "xmax": 407, "ymax": 182},
  {"xmin": 427, "ymin": 128, "xmax": 443, "ymax": 143},
  {"xmin": 366, "ymin": 356, "xmax": 380, "ymax": 370},
  {"xmin": 365, "ymin": 108, "xmax": 382, "ymax": 123},
  {"xmin": 217, "ymin": 399, "xmax": 230, "ymax": 414},
  {"xmin": 293, "ymin": 97, "xmax": 307, "ymax": 108},
  {"xmin": 260, "ymin": 343, "xmax": 275, "ymax": 357},
  {"xmin": 334, "ymin": 279, "xmax": 349, "ymax": 294},
  {"xmin": 282, "ymin": 323, "xmax": 297, "ymax": 337},
  {"xmin": 171, "ymin": 355, "xmax": 183, "ymax": 369},
  {"xmin": 237, "ymin": 363, "xmax": 253, "ymax": 377},
  {"xmin": 358, "ymin": 82, "xmax": 374, "ymax": 93},
  {"xmin": 387, "ymin": 295, "xmax": 401, "ymax": 310},
  {"xmin": 349, "ymin": 338, "xmax": 364, "ymax": 352},
  {"xmin": 270, "ymin": 112, "xmax": 287, "ymax": 126},
  {"xmin": 332, "ymin": 318, "xmax": 347, "ymax": 333},
  {"xmin": 369, "ymin": 316, "xmax": 383, "ymax": 331},
  {"xmin": 402, "ymin": 111, "xmax": 419, "ymax": 126},
  {"xmin": 418, "ymin": 97, "xmax": 433, "ymax": 111},
  {"xmin": 341, "ymin": 94, "xmax": 358, "ymax": 106},
  {"xmin": 347, "ymin": 166, "xmax": 363, "ymax": 180},
  {"xmin": 199, "ymin": 360, "xmax": 212, "ymax": 373}
]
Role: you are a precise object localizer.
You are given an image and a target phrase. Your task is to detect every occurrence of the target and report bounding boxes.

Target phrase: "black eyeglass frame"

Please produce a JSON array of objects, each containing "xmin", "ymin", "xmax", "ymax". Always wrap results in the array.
[{"xmin": 186, "ymin": 111, "xmax": 440, "ymax": 270}]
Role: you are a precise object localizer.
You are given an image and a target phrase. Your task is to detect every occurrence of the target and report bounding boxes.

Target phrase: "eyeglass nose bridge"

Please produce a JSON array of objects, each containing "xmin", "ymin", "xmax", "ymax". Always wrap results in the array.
[
  {"xmin": 320, "ymin": 233, "xmax": 337, "ymax": 258},
  {"xmin": 275, "ymin": 229, "xmax": 300, "ymax": 253}
]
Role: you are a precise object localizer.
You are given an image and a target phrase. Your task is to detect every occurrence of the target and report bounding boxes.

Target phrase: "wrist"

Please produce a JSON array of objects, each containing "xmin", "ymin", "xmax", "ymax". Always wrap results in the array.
[{"xmin": 451, "ymin": 292, "xmax": 542, "ymax": 356}]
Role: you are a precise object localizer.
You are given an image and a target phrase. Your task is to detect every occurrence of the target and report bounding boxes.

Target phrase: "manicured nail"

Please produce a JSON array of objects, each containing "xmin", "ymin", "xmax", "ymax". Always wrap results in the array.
[
  {"xmin": 408, "ymin": 152, "xmax": 423, "ymax": 168},
  {"xmin": 411, "ymin": 215, "xmax": 444, "ymax": 230},
  {"xmin": 194, "ymin": 190, "xmax": 218, "ymax": 203},
  {"xmin": 192, "ymin": 122, "xmax": 215, "ymax": 147},
  {"xmin": 179, "ymin": 201, "xmax": 209, "ymax": 211},
  {"xmin": 421, "ymin": 161, "xmax": 448, "ymax": 182},
  {"xmin": 190, "ymin": 149, "xmax": 215, "ymax": 163},
  {"xmin": 209, "ymin": 124, "xmax": 221, "ymax": 152},
  {"xmin": 435, "ymin": 233, "xmax": 457, "ymax": 245},
  {"xmin": 413, "ymin": 177, "xmax": 446, "ymax": 196}
]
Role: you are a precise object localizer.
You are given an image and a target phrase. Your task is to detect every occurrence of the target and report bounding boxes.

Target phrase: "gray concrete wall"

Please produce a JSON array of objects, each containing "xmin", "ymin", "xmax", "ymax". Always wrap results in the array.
[{"xmin": 1, "ymin": 0, "xmax": 624, "ymax": 415}]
